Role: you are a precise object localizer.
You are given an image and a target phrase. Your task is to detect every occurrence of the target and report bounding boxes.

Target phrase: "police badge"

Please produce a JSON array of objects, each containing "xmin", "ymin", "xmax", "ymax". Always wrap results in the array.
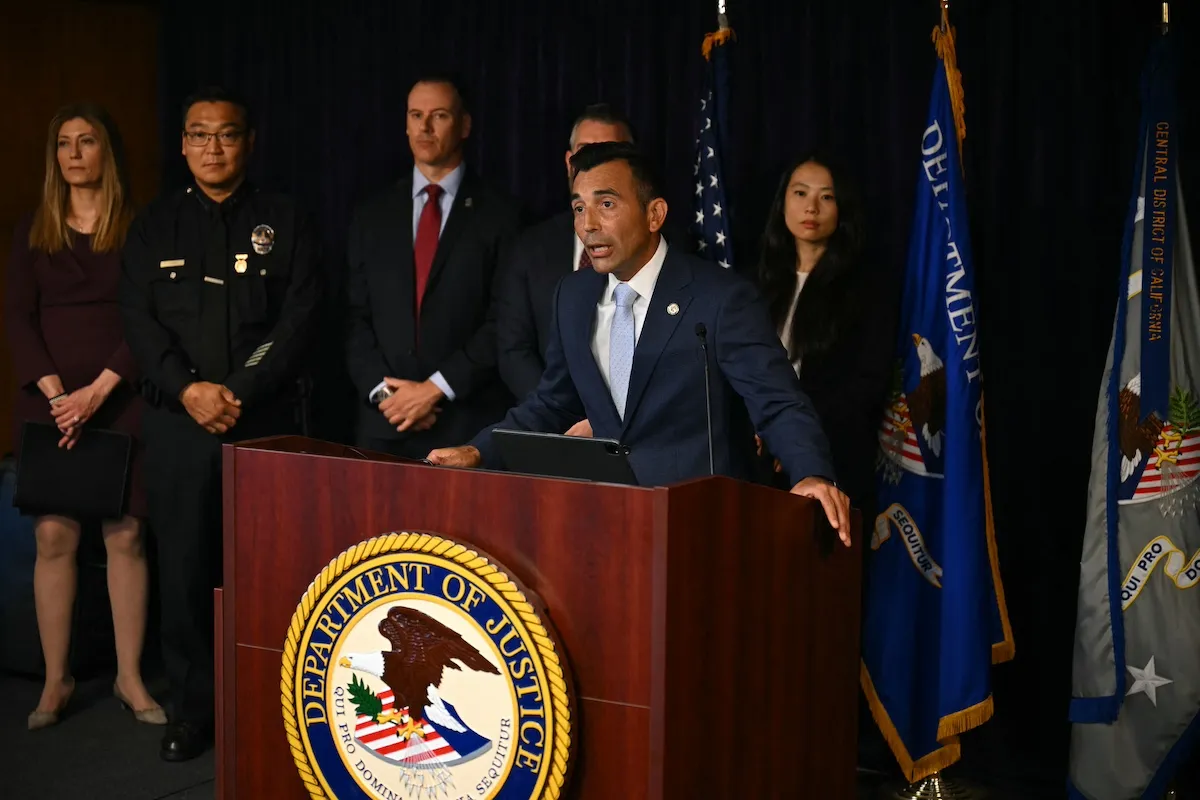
[{"xmin": 251, "ymin": 224, "xmax": 275, "ymax": 255}]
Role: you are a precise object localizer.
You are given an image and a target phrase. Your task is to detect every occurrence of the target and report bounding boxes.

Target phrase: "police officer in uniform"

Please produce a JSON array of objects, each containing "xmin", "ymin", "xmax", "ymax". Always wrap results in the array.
[{"xmin": 119, "ymin": 87, "xmax": 321, "ymax": 761}]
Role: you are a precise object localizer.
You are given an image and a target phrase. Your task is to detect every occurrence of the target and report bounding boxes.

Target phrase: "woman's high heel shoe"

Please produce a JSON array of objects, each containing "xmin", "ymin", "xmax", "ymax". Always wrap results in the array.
[
  {"xmin": 27, "ymin": 676, "xmax": 75, "ymax": 731},
  {"xmin": 113, "ymin": 683, "xmax": 167, "ymax": 726}
]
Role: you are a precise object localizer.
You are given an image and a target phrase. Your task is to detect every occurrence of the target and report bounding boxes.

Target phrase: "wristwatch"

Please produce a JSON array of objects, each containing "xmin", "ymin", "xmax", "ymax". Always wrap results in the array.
[{"xmin": 369, "ymin": 384, "xmax": 394, "ymax": 405}]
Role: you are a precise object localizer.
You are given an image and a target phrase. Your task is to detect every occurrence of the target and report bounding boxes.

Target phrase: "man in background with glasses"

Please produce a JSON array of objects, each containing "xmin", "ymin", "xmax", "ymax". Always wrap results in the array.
[{"xmin": 119, "ymin": 86, "xmax": 321, "ymax": 763}]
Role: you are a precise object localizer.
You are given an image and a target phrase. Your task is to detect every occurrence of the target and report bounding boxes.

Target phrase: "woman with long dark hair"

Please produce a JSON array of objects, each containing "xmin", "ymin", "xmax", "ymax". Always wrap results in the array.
[
  {"xmin": 6, "ymin": 103, "xmax": 164, "ymax": 729},
  {"xmin": 755, "ymin": 152, "xmax": 894, "ymax": 516}
]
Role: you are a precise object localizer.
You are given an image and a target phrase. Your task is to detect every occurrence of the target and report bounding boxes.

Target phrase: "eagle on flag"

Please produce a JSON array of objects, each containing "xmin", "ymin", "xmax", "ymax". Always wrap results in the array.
[{"xmin": 907, "ymin": 334, "xmax": 947, "ymax": 458}]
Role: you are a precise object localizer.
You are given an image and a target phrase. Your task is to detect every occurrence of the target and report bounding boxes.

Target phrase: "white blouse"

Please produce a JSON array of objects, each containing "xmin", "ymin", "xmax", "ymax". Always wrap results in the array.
[{"xmin": 778, "ymin": 271, "xmax": 810, "ymax": 375}]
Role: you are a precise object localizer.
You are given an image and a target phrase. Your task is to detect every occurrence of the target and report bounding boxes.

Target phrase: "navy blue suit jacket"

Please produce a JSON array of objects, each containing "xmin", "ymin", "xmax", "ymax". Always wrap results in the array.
[{"xmin": 470, "ymin": 247, "xmax": 836, "ymax": 487}]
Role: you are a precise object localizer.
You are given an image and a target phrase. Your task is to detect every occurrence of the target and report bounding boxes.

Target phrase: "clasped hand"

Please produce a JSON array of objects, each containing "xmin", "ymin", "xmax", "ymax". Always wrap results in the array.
[
  {"xmin": 50, "ymin": 386, "xmax": 104, "ymax": 449},
  {"xmin": 378, "ymin": 378, "xmax": 441, "ymax": 433},
  {"xmin": 181, "ymin": 382, "xmax": 242, "ymax": 435}
]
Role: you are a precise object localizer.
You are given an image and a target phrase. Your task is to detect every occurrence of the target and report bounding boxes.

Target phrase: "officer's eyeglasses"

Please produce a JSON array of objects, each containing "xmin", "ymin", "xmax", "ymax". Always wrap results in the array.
[{"xmin": 184, "ymin": 130, "xmax": 245, "ymax": 147}]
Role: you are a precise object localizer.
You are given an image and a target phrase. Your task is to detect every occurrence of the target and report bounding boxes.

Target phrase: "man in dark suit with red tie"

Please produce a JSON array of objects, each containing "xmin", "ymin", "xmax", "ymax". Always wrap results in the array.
[{"xmin": 345, "ymin": 74, "xmax": 524, "ymax": 458}]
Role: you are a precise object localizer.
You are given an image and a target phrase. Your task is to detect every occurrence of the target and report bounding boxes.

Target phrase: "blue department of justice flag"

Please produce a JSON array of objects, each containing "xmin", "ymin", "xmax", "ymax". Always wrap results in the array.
[
  {"xmin": 863, "ymin": 13, "xmax": 1014, "ymax": 782},
  {"xmin": 689, "ymin": 20, "xmax": 734, "ymax": 269},
  {"xmin": 1068, "ymin": 32, "xmax": 1200, "ymax": 800}
]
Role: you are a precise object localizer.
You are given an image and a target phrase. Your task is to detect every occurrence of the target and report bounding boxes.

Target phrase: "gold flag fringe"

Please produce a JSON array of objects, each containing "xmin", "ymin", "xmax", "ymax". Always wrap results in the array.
[
  {"xmin": 861, "ymin": 663, "xmax": 964, "ymax": 782},
  {"xmin": 931, "ymin": 6, "xmax": 966, "ymax": 157},
  {"xmin": 936, "ymin": 695, "xmax": 995, "ymax": 741},
  {"xmin": 981, "ymin": 398, "xmax": 1016, "ymax": 663},
  {"xmin": 863, "ymin": 660, "xmax": 998, "ymax": 782},
  {"xmin": 701, "ymin": 27, "xmax": 735, "ymax": 61}
]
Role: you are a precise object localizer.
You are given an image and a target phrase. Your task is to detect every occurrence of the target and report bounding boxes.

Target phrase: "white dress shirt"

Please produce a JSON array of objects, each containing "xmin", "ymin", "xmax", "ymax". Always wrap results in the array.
[
  {"xmin": 779, "ymin": 270, "xmax": 810, "ymax": 376},
  {"xmin": 368, "ymin": 164, "xmax": 466, "ymax": 405},
  {"xmin": 591, "ymin": 236, "xmax": 669, "ymax": 392}
]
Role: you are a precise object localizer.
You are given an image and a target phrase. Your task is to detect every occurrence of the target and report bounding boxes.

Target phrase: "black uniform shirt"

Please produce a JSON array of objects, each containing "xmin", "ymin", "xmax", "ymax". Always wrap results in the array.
[{"xmin": 119, "ymin": 182, "xmax": 321, "ymax": 410}]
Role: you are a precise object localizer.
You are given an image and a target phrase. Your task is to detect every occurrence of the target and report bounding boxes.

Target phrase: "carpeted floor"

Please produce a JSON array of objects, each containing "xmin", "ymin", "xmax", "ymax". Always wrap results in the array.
[
  {"xmin": 0, "ymin": 668, "xmax": 1023, "ymax": 800},
  {"xmin": 1, "ymin": 672, "xmax": 213, "ymax": 800}
]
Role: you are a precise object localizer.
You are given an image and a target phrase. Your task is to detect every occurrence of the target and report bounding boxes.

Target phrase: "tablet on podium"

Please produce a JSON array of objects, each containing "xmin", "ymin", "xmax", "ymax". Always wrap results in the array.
[{"xmin": 491, "ymin": 428, "xmax": 639, "ymax": 485}]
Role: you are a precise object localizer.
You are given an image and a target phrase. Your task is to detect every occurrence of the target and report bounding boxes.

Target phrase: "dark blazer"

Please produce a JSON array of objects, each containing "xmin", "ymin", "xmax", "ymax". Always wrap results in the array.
[
  {"xmin": 345, "ymin": 168, "xmax": 523, "ymax": 453},
  {"xmin": 120, "ymin": 184, "xmax": 322, "ymax": 412},
  {"xmin": 495, "ymin": 210, "xmax": 697, "ymax": 402},
  {"xmin": 472, "ymin": 246, "xmax": 836, "ymax": 488},
  {"xmin": 494, "ymin": 211, "xmax": 575, "ymax": 401},
  {"xmin": 786, "ymin": 279, "xmax": 897, "ymax": 517}
]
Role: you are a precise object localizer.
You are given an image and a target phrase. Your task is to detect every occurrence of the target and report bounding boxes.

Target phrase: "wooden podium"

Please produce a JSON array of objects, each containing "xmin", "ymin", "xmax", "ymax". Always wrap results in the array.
[{"xmin": 215, "ymin": 436, "xmax": 862, "ymax": 799}]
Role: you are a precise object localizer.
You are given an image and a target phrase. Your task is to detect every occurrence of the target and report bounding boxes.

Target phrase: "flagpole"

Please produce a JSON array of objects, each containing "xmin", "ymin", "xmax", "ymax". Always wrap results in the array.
[
  {"xmin": 1159, "ymin": 34, "xmax": 1175, "ymax": 780},
  {"xmin": 1158, "ymin": 15, "xmax": 1174, "ymax": 786}
]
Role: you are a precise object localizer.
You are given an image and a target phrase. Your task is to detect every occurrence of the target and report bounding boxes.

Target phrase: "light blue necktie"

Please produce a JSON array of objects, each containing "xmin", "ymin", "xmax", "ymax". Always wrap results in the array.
[{"xmin": 609, "ymin": 283, "xmax": 638, "ymax": 418}]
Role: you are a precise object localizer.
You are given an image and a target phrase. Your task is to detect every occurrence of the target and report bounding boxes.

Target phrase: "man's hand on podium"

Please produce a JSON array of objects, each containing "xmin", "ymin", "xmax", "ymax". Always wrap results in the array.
[
  {"xmin": 790, "ymin": 477, "xmax": 851, "ymax": 547},
  {"xmin": 425, "ymin": 446, "xmax": 482, "ymax": 468},
  {"xmin": 564, "ymin": 418, "xmax": 592, "ymax": 437}
]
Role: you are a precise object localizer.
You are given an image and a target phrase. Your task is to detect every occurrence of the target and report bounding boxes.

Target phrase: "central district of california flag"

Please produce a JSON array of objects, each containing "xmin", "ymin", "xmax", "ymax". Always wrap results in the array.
[{"xmin": 1068, "ymin": 32, "xmax": 1200, "ymax": 800}]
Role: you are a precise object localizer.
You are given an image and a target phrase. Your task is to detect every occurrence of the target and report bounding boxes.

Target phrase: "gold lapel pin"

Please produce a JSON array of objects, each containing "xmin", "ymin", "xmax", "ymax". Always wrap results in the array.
[
  {"xmin": 666, "ymin": 302, "xmax": 680, "ymax": 316},
  {"xmin": 234, "ymin": 254, "xmax": 249, "ymax": 274}
]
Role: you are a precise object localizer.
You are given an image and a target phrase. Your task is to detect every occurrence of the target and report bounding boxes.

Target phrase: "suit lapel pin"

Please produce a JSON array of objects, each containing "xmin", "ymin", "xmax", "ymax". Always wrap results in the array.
[
  {"xmin": 464, "ymin": 197, "xmax": 473, "ymax": 208},
  {"xmin": 666, "ymin": 302, "xmax": 680, "ymax": 316},
  {"xmin": 234, "ymin": 254, "xmax": 249, "ymax": 274}
]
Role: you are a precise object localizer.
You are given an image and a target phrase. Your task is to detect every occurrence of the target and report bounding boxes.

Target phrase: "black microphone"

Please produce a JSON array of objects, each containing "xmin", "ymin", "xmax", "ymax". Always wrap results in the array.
[{"xmin": 695, "ymin": 323, "xmax": 715, "ymax": 475}]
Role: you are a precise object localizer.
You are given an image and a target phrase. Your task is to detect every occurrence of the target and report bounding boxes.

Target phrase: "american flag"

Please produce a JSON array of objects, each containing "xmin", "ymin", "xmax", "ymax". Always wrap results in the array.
[{"xmin": 690, "ymin": 24, "xmax": 735, "ymax": 269}]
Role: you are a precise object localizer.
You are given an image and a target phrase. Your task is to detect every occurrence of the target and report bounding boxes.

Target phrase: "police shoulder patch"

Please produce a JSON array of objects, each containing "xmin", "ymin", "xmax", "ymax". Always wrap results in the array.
[{"xmin": 282, "ymin": 532, "xmax": 574, "ymax": 800}]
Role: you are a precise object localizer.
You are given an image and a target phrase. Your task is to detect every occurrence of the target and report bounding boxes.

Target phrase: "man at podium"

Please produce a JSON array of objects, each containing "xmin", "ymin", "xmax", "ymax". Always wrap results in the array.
[{"xmin": 427, "ymin": 142, "xmax": 851, "ymax": 545}]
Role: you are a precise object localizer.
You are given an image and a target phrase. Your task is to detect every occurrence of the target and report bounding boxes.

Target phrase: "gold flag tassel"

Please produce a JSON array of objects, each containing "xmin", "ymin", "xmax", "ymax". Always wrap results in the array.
[
  {"xmin": 931, "ymin": 2, "xmax": 966, "ymax": 155},
  {"xmin": 701, "ymin": 12, "xmax": 735, "ymax": 60}
]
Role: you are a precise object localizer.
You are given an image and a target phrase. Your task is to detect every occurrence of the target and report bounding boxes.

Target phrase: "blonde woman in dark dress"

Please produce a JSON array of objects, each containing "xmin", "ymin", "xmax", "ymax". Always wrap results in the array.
[{"xmin": 6, "ymin": 104, "xmax": 164, "ymax": 729}]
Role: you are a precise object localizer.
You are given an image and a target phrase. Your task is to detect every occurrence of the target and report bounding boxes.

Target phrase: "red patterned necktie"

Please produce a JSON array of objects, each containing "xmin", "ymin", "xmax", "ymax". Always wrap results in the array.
[
  {"xmin": 577, "ymin": 246, "xmax": 592, "ymax": 270},
  {"xmin": 413, "ymin": 183, "xmax": 444, "ymax": 318}
]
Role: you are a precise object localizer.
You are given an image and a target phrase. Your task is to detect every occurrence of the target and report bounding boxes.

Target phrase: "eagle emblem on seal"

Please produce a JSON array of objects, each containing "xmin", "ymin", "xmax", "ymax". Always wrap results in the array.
[{"xmin": 339, "ymin": 606, "xmax": 500, "ymax": 779}]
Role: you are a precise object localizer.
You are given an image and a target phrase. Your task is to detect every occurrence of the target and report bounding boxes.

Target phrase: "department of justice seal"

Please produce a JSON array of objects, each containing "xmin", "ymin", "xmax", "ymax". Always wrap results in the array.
[{"xmin": 282, "ymin": 533, "xmax": 574, "ymax": 800}]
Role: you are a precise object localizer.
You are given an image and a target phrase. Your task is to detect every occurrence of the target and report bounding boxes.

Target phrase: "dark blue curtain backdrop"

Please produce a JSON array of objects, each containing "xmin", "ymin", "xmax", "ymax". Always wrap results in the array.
[{"xmin": 159, "ymin": 0, "xmax": 1200, "ymax": 792}]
